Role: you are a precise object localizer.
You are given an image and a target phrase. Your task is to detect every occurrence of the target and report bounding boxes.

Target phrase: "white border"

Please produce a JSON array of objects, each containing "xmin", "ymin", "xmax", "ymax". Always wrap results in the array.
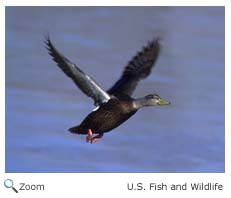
[
  {"xmin": 225, "ymin": 5, "xmax": 230, "ymax": 173},
  {"xmin": 0, "ymin": 1, "xmax": 229, "ymax": 198},
  {"xmin": 0, "ymin": 0, "xmax": 229, "ymax": 6},
  {"xmin": 0, "ymin": 3, "xmax": 5, "ymax": 175}
]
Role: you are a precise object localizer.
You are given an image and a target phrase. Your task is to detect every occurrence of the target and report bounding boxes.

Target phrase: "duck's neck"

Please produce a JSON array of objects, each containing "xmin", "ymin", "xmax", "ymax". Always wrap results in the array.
[{"xmin": 132, "ymin": 98, "xmax": 150, "ymax": 109}]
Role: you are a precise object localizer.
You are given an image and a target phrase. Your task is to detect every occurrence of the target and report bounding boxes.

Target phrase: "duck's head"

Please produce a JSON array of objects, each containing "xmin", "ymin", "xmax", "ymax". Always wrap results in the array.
[{"xmin": 144, "ymin": 94, "xmax": 170, "ymax": 106}]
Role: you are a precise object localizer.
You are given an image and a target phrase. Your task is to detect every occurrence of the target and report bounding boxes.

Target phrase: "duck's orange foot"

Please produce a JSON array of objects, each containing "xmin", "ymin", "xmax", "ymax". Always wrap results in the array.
[
  {"xmin": 91, "ymin": 133, "xmax": 104, "ymax": 144},
  {"xmin": 86, "ymin": 129, "xmax": 93, "ymax": 142}
]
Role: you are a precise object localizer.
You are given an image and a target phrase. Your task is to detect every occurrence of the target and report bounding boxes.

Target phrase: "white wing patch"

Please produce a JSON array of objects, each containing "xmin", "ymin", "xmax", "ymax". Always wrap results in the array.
[{"xmin": 92, "ymin": 106, "xmax": 100, "ymax": 112}]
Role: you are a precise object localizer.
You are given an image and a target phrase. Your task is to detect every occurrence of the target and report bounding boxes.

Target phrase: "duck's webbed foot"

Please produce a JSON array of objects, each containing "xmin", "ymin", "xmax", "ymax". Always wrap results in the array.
[
  {"xmin": 86, "ymin": 129, "xmax": 104, "ymax": 143},
  {"xmin": 86, "ymin": 129, "xmax": 93, "ymax": 142},
  {"xmin": 91, "ymin": 133, "xmax": 104, "ymax": 144}
]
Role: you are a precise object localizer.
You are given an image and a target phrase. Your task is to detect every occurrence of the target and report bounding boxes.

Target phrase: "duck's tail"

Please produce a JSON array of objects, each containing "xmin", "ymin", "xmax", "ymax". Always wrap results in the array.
[{"xmin": 68, "ymin": 125, "xmax": 86, "ymax": 134}]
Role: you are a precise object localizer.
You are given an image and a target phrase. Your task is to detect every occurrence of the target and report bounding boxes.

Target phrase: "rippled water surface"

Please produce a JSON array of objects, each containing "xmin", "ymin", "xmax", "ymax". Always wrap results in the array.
[{"xmin": 6, "ymin": 7, "xmax": 224, "ymax": 172}]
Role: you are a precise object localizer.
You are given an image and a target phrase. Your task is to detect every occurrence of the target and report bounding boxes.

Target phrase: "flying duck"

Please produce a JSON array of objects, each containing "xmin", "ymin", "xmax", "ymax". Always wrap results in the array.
[{"xmin": 45, "ymin": 36, "xmax": 170, "ymax": 143}]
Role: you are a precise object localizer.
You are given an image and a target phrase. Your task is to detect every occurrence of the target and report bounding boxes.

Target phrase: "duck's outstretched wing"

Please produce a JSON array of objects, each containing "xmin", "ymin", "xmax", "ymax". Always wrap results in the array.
[
  {"xmin": 107, "ymin": 38, "xmax": 160, "ymax": 97},
  {"xmin": 45, "ymin": 37, "xmax": 110, "ymax": 106}
]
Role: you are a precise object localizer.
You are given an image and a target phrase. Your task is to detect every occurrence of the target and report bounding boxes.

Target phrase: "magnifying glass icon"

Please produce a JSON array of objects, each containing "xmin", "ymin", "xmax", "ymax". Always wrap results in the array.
[{"xmin": 4, "ymin": 179, "xmax": 18, "ymax": 193}]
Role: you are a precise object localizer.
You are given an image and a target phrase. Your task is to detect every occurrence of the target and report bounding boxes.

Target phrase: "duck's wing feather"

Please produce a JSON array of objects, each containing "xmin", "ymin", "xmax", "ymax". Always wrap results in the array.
[
  {"xmin": 107, "ymin": 38, "xmax": 160, "ymax": 97},
  {"xmin": 45, "ymin": 37, "xmax": 110, "ymax": 106}
]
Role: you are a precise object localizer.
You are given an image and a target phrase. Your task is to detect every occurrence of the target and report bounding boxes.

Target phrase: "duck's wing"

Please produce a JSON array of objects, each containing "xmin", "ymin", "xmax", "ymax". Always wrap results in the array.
[
  {"xmin": 107, "ymin": 38, "xmax": 160, "ymax": 97},
  {"xmin": 45, "ymin": 37, "xmax": 111, "ymax": 106}
]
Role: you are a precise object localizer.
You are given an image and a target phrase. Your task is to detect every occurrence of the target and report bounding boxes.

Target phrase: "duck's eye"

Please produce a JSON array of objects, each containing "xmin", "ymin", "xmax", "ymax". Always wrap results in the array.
[{"xmin": 153, "ymin": 95, "xmax": 160, "ymax": 100}]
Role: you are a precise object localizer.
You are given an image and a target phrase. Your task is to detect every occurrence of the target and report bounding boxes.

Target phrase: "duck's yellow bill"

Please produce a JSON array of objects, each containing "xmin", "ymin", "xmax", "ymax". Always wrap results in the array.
[{"xmin": 158, "ymin": 99, "xmax": 171, "ymax": 105}]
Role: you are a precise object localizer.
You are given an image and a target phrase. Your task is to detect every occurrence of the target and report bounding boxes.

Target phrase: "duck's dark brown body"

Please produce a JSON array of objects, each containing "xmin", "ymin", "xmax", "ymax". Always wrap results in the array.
[
  {"xmin": 46, "ymin": 37, "xmax": 164, "ymax": 143},
  {"xmin": 69, "ymin": 98, "xmax": 137, "ymax": 134}
]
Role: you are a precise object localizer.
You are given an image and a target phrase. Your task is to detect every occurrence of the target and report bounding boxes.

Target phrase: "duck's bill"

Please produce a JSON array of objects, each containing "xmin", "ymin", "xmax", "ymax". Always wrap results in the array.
[{"xmin": 158, "ymin": 99, "xmax": 171, "ymax": 105}]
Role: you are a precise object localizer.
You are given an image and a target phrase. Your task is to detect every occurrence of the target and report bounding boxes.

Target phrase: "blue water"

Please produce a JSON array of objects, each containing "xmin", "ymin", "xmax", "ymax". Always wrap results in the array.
[{"xmin": 5, "ymin": 7, "xmax": 224, "ymax": 172}]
